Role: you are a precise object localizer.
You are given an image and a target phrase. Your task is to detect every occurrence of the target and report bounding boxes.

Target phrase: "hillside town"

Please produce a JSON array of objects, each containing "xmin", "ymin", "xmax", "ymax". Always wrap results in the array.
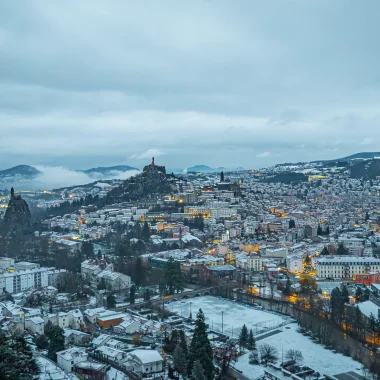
[{"xmin": 1, "ymin": 157, "xmax": 380, "ymax": 379}]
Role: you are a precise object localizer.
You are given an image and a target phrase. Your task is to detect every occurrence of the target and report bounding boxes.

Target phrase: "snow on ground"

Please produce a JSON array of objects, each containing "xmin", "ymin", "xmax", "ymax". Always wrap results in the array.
[
  {"xmin": 234, "ymin": 323, "xmax": 364, "ymax": 379},
  {"xmin": 233, "ymin": 356, "xmax": 264, "ymax": 380},
  {"xmin": 168, "ymin": 296, "xmax": 288, "ymax": 336},
  {"xmin": 37, "ymin": 356, "xmax": 80, "ymax": 379},
  {"xmin": 107, "ymin": 366, "xmax": 129, "ymax": 379}
]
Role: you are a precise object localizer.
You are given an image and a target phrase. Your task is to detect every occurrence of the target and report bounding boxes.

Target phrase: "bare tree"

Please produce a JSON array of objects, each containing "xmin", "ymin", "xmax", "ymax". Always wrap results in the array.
[
  {"xmin": 249, "ymin": 350, "xmax": 259, "ymax": 365},
  {"xmin": 285, "ymin": 349, "xmax": 303, "ymax": 363},
  {"xmin": 259, "ymin": 343, "xmax": 278, "ymax": 365}
]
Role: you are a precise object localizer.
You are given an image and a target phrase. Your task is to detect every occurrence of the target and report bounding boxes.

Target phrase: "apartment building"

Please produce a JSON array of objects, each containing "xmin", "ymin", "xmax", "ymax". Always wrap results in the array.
[
  {"xmin": 317, "ymin": 256, "xmax": 380, "ymax": 279},
  {"xmin": 0, "ymin": 267, "xmax": 49, "ymax": 294}
]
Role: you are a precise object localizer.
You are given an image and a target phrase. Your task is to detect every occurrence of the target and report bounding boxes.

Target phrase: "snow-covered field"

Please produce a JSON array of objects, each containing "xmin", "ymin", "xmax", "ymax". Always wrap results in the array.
[
  {"xmin": 234, "ymin": 324, "xmax": 364, "ymax": 379},
  {"xmin": 168, "ymin": 296, "xmax": 289, "ymax": 336}
]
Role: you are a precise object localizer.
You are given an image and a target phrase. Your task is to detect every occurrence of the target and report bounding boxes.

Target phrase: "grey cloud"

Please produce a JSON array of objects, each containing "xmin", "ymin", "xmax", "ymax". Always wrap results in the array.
[{"xmin": 1, "ymin": 0, "xmax": 380, "ymax": 170}]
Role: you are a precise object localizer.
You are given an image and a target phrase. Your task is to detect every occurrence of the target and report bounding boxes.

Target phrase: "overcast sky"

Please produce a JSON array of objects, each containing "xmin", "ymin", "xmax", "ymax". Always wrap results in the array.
[{"xmin": 1, "ymin": 0, "xmax": 380, "ymax": 170}]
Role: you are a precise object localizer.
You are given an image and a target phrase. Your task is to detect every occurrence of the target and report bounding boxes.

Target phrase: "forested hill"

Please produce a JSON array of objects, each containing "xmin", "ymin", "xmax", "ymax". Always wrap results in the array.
[
  {"xmin": 262, "ymin": 172, "xmax": 308, "ymax": 184},
  {"xmin": 104, "ymin": 164, "xmax": 176, "ymax": 204},
  {"xmin": 48, "ymin": 164, "xmax": 176, "ymax": 216},
  {"xmin": 350, "ymin": 159, "xmax": 380, "ymax": 180}
]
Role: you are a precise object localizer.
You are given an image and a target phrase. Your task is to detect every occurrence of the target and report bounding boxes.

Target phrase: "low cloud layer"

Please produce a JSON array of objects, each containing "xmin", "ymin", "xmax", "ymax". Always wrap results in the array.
[
  {"xmin": 35, "ymin": 167, "xmax": 140, "ymax": 189},
  {"xmin": 3, "ymin": 166, "xmax": 140, "ymax": 191}
]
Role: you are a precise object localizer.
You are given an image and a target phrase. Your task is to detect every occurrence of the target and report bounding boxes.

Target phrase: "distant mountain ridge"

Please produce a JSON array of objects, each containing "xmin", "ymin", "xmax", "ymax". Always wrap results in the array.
[
  {"xmin": 81, "ymin": 165, "xmax": 139, "ymax": 176},
  {"xmin": 313, "ymin": 151, "xmax": 380, "ymax": 163},
  {"xmin": 186, "ymin": 165, "xmax": 245, "ymax": 173},
  {"xmin": 0, "ymin": 165, "xmax": 40, "ymax": 177}
]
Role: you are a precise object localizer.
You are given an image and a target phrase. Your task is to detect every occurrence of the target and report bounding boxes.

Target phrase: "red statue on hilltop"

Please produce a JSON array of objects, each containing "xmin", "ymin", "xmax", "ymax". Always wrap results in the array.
[{"xmin": 151, "ymin": 156, "xmax": 155, "ymax": 166}]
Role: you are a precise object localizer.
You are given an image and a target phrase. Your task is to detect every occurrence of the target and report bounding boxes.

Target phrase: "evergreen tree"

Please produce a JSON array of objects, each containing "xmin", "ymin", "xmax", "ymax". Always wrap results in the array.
[
  {"xmin": 289, "ymin": 219, "xmax": 296, "ymax": 229},
  {"xmin": 320, "ymin": 246, "xmax": 329, "ymax": 256},
  {"xmin": 35, "ymin": 334, "xmax": 49, "ymax": 350},
  {"xmin": 130, "ymin": 285, "xmax": 136, "ymax": 304},
  {"xmin": 330, "ymin": 287, "xmax": 345, "ymax": 323},
  {"xmin": 248, "ymin": 329, "xmax": 256, "ymax": 349},
  {"xmin": 220, "ymin": 171, "xmax": 225, "ymax": 182},
  {"xmin": 284, "ymin": 276, "xmax": 292, "ymax": 295},
  {"xmin": 134, "ymin": 257, "xmax": 146, "ymax": 286},
  {"xmin": 191, "ymin": 360, "xmax": 206, "ymax": 380},
  {"xmin": 317, "ymin": 225, "xmax": 322, "ymax": 235},
  {"xmin": 0, "ymin": 333, "xmax": 40, "ymax": 379},
  {"xmin": 142, "ymin": 221, "xmax": 150, "ymax": 241},
  {"xmin": 353, "ymin": 305, "xmax": 364, "ymax": 339},
  {"xmin": 188, "ymin": 309, "xmax": 214, "ymax": 380},
  {"xmin": 168, "ymin": 366, "xmax": 175, "ymax": 379},
  {"xmin": 173, "ymin": 344, "xmax": 187, "ymax": 377},
  {"xmin": 45, "ymin": 323, "xmax": 65, "ymax": 362},
  {"xmin": 164, "ymin": 330, "xmax": 179, "ymax": 354},
  {"xmin": 341, "ymin": 285, "xmax": 349, "ymax": 304},
  {"xmin": 81, "ymin": 240, "xmax": 94, "ymax": 258},
  {"xmin": 107, "ymin": 294, "xmax": 116, "ymax": 308},
  {"xmin": 165, "ymin": 258, "xmax": 184, "ymax": 295},
  {"xmin": 239, "ymin": 324, "xmax": 249, "ymax": 347},
  {"xmin": 337, "ymin": 244, "xmax": 348, "ymax": 255},
  {"xmin": 173, "ymin": 260, "xmax": 184, "ymax": 294},
  {"xmin": 355, "ymin": 287, "xmax": 364, "ymax": 303},
  {"xmin": 178, "ymin": 329, "xmax": 188, "ymax": 358}
]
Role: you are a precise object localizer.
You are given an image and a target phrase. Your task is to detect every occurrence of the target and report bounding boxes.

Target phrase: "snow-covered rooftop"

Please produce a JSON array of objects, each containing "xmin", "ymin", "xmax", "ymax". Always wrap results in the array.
[{"xmin": 130, "ymin": 349, "xmax": 163, "ymax": 364}]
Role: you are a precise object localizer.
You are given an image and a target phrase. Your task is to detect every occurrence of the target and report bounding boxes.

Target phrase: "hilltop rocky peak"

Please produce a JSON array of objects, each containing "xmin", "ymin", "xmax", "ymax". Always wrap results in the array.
[{"xmin": 1, "ymin": 188, "xmax": 32, "ymax": 236}]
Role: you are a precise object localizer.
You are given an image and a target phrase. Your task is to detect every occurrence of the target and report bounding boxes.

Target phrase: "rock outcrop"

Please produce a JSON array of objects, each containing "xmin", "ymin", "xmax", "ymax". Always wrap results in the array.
[{"xmin": 1, "ymin": 188, "xmax": 32, "ymax": 236}]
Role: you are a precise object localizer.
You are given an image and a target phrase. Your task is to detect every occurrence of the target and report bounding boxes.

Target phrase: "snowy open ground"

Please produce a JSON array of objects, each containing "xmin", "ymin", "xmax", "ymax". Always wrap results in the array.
[
  {"xmin": 37, "ymin": 356, "xmax": 80, "ymax": 379},
  {"xmin": 168, "ymin": 296, "xmax": 289, "ymax": 336},
  {"xmin": 234, "ymin": 324, "xmax": 364, "ymax": 379}
]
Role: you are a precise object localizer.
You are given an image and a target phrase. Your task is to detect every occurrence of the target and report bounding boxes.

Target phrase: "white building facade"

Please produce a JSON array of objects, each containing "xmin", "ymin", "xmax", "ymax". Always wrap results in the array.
[{"xmin": 317, "ymin": 256, "xmax": 380, "ymax": 279}]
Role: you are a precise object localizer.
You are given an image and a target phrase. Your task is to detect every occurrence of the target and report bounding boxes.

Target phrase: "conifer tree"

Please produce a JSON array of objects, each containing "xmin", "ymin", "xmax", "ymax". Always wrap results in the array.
[
  {"xmin": 0, "ymin": 333, "xmax": 40, "ymax": 379},
  {"xmin": 248, "ymin": 329, "xmax": 256, "ymax": 349},
  {"xmin": 142, "ymin": 221, "xmax": 150, "ymax": 241},
  {"xmin": 45, "ymin": 323, "xmax": 65, "ymax": 362},
  {"xmin": 284, "ymin": 275, "xmax": 292, "ymax": 295},
  {"xmin": 130, "ymin": 285, "xmax": 136, "ymax": 304},
  {"xmin": 191, "ymin": 360, "xmax": 206, "ymax": 380},
  {"xmin": 341, "ymin": 285, "xmax": 349, "ymax": 303},
  {"xmin": 188, "ymin": 309, "xmax": 214, "ymax": 380},
  {"xmin": 173, "ymin": 344, "xmax": 187, "ymax": 377},
  {"xmin": 178, "ymin": 329, "xmax": 188, "ymax": 358},
  {"xmin": 239, "ymin": 324, "xmax": 249, "ymax": 347}
]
